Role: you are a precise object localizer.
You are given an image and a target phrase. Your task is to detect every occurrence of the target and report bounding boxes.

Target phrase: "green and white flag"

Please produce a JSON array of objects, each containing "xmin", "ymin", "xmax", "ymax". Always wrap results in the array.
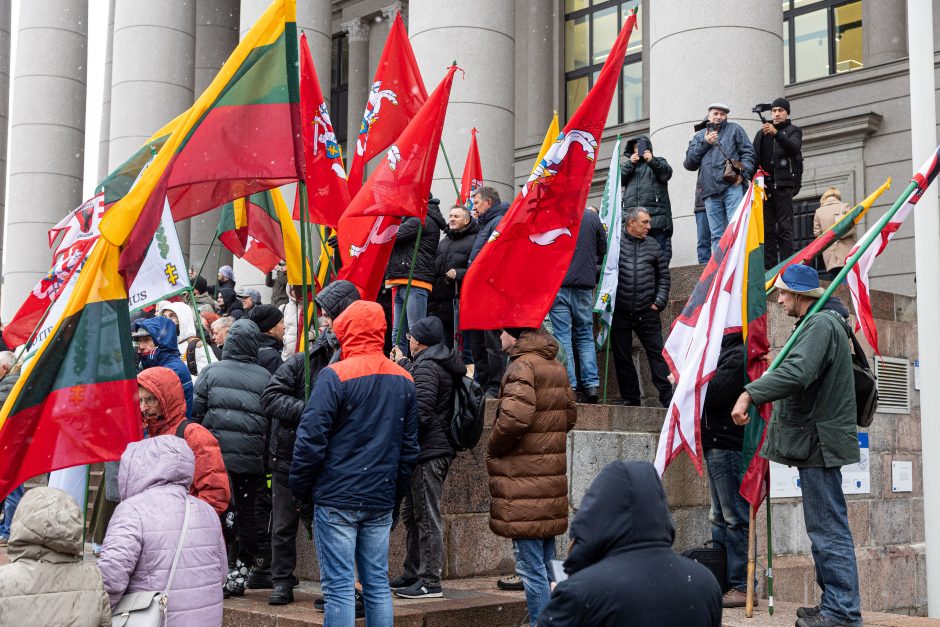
[
  {"xmin": 593, "ymin": 137, "xmax": 623, "ymax": 350},
  {"xmin": 127, "ymin": 197, "xmax": 191, "ymax": 312}
]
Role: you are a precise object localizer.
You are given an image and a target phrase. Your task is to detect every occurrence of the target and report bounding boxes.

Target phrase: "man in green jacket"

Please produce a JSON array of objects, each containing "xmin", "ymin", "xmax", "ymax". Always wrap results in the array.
[{"xmin": 731, "ymin": 264, "xmax": 860, "ymax": 627}]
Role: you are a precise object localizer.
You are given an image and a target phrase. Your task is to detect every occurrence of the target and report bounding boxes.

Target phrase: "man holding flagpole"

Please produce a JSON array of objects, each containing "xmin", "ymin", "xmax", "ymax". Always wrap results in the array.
[{"xmin": 732, "ymin": 264, "xmax": 861, "ymax": 627}]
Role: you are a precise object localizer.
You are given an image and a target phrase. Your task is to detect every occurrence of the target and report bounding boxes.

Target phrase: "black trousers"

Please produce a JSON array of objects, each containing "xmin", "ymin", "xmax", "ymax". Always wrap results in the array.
[
  {"xmin": 610, "ymin": 308, "xmax": 673, "ymax": 407},
  {"xmin": 270, "ymin": 470, "xmax": 301, "ymax": 586},
  {"xmin": 764, "ymin": 186, "xmax": 795, "ymax": 269},
  {"xmin": 254, "ymin": 474, "xmax": 272, "ymax": 571},
  {"xmin": 400, "ymin": 457, "xmax": 451, "ymax": 587},
  {"xmin": 467, "ymin": 329, "xmax": 505, "ymax": 395},
  {"xmin": 230, "ymin": 472, "xmax": 264, "ymax": 566}
]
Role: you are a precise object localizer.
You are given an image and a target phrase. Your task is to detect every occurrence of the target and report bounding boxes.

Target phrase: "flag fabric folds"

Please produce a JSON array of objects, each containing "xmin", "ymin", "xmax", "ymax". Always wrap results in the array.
[
  {"xmin": 99, "ymin": 0, "xmax": 303, "ymax": 275},
  {"xmin": 459, "ymin": 11, "xmax": 637, "ymax": 330},
  {"xmin": 593, "ymin": 137, "xmax": 623, "ymax": 350},
  {"xmin": 298, "ymin": 32, "xmax": 349, "ymax": 228},
  {"xmin": 338, "ymin": 66, "xmax": 458, "ymax": 299},
  {"xmin": 764, "ymin": 178, "xmax": 891, "ymax": 291},
  {"xmin": 654, "ymin": 176, "xmax": 765, "ymax": 476},
  {"xmin": 345, "ymin": 13, "xmax": 428, "ymax": 197},
  {"xmin": 531, "ymin": 111, "xmax": 560, "ymax": 176},
  {"xmin": 847, "ymin": 147, "xmax": 940, "ymax": 352},
  {"xmin": 459, "ymin": 128, "xmax": 483, "ymax": 207},
  {"xmin": 0, "ymin": 238, "xmax": 141, "ymax": 500}
]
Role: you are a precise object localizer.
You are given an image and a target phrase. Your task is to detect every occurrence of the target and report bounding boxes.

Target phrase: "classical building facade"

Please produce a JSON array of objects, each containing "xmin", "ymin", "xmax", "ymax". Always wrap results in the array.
[{"xmin": 0, "ymin": 0, "xmax": 935, "ymax": 315}]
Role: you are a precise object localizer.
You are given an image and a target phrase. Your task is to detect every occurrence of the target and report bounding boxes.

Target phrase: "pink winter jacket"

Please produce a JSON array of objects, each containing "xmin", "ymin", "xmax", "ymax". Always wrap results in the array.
[{"xmin": 98, "ymin": 435, "xmax": 228, "ymax": 626}]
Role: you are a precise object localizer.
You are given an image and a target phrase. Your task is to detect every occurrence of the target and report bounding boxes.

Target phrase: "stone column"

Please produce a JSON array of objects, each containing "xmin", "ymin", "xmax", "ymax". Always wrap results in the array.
[
  {"xmin": 410, "ymin": 0, "xmax": 515, "ymax": 202},
  {"xmin": 368, "ymin": 5, "xmax": 396, "ymax": 81},
  {"xmin": 189, "ymin": 0, "xmax": 239, "ymax": 280},
  {"xmin": 2, "ymin": 1, "xmax": 87, "ymax": 322},
  {"xmin": 98, "ymin": 0, "xmax": 116, "ymax": 183},
  {"xmin": 109, "ymin": 1, "xmax": 196, "ymax": 264},
  {"xmin": 0, "ymin": 1, "xmax": 11, "ymax": 274},
  {"xmin": 514, "ymin": 0, "xmax": 554, "ymax": 148},
  {"xmin": 649, "ymin": 3, "xmax": 783, "ymax": 266},
  {"xmin": 297, "ymin": 0, "xmax": 332, "ymax": 107},
  {"xmin": 344, "ymin": 18, "xmax": 371, "ymax": 162},
  {"xmin": 864, "ymin": 0, "xmax": 907, "ymax": 66}
]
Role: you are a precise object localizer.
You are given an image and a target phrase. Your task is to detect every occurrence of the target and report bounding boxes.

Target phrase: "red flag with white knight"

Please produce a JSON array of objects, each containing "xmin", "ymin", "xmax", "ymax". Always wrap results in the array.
[
  {"xmin": 459, "ymin": 10, "xmax": 638, "ymax": 329},
  {"xmin": 345, "ymin": 13, "xmax": 428, "ymax": 197},
  {"xmin": 298, "ymin": 32, "xmax": 349, "ymax": 227},
  {"xmin": 460, "ymin": 128, "xmax": 483, "ymax": 207},
  {"xmin": 338, "ymin": 66, "xmax": 458, "ymax": 299}
]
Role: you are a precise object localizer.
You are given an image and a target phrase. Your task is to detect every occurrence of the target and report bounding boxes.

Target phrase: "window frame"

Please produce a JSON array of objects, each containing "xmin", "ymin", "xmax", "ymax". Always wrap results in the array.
[
  {"xmin": 783, "ymin": 0, "xmax": 863, "ymax": 85},
  {"xmin": 563, "ymin": 0, "xmax": 643, "ymax": 124}
]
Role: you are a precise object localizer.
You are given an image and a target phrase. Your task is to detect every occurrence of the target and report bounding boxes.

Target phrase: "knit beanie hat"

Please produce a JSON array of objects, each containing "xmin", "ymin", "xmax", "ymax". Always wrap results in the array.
[
  {"xmin": 246, "ymin": 304, "xmax": 284, "ymax": 332},
  {"xmin": 772, "ymin": 97, "xmax": 791, "ymax": 114},
  {"xmin": 409, "ymin": 316, "xmax": 444, "ymax": 346}
]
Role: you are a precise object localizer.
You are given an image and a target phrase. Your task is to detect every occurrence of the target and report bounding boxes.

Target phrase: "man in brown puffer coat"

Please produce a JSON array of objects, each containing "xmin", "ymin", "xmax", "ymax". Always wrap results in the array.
[{"xmin": 487, "ymin": 326, "xmax": 577, "ymax": 624}]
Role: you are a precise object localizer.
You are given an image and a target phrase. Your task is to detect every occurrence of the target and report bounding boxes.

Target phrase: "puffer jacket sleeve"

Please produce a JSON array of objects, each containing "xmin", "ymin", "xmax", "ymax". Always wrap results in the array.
[
  {"xmin": 289, "ymin": 368, "xmax": 341, "ymax": 500},
  {"xmin": 98, "ymin": 592, "xmax": 112, "ymax": 626},
  {"xmin": 775, "ymin": 124, "xmax": 802, "ymax": 156},
  {"xmin": 97, "ymin": 505, "xmax": 144, "ymax": 607},
  {"xmin": 413, "ymin": 358, "xmax": 440, "ymax": 431},
  {"xmin": 684, "ymin": 133, "xmax": 709, "ymax": 171},
  {"xmin": 488, "ymin": 360, "xmax": 537, "ymax": 458},
  {"xmin": 653, "ymin": 242, "xmax": 671, "ymax": 309},
  {"xmin": 192, "ymin": 369, "xmax": 209, "ymax": 421},
  {"xmin": 184, "ymin": 425, "xmax": 231, "ymax": 515},
  {"xmin": 262, "ymin": 357, "xmax": 306, "ymax": 429},
  {"xmin": 647, "ymin": 156, "xmax": 673, "ymax": 182},
  {"xmin": 396, "ymin": 385, "xmax": 420, "ymax": 501},
  {"xmin": 735, "ymin": 125, "xmax": 757, "ymax": 180},
  {"xmin": 620, "ymin": 158, "xmax": 636, "ymax": 180}
]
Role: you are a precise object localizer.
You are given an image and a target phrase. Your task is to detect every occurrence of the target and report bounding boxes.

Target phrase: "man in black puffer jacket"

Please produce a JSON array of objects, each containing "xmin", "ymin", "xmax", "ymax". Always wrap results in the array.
[
  {"xmin": 386, "ymin": 195, "xmax": 447, "ymax": 356},
  {"xmin": 193, "ymin": 318, "xmax": 272, "ymax": 597},
  {"xmin": 611, "ymin": 207, "xmax": 672, "ymax": 407},
  {"xmin": 390, "ymin": 316, "xmax": 463, "ymax": 599},
  {"xmin": 536, "ymin": 461, "xmax": 722, "ymax": 627},
  {"xmin": 621, "ymin": 135, "xmax": 673, "ymax": 262},
  {"xmin": 260, "ymin": 280, "xmax": 360, "ymax": 606},
  {"xmin": 428, "ymin": 204, "xmax": 480, "ymax": 348}
]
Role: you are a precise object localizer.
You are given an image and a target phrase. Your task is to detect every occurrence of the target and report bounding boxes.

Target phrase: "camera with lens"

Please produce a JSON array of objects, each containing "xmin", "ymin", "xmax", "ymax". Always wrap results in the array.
[{"xmin": 752, "ymin": 103, "xmax": 772, "ymax": 123}]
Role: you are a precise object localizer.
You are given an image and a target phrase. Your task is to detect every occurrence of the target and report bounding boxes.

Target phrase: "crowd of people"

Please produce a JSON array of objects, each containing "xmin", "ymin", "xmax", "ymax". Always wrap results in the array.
[{"xmin": 0, "ymin": 95, "xmax": 866, "ymax": 627}]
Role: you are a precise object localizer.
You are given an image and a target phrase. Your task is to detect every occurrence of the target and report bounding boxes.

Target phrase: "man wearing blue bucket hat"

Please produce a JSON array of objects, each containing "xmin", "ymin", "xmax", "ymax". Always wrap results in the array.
[{"xmin": 731, "ymin": 264, "xmax": 861, "ymax": 627}]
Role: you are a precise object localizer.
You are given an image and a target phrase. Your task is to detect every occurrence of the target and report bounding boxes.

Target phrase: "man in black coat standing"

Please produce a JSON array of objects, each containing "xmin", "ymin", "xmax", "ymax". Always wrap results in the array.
[
  {"xmin": 536, "ymin": 461, "xmax": 722, "ymax": 627},
  {"xmin": 390, "ymin": 316, "xmax": 463, "ymax": 599},
  {"xmin": 752, "ymin": 97, "xmax": 803, "ymax": 269},
  {"xmin": 428, "ymin": 204, "xmax": 480, "ymax": 349},
  {"xmin": 611, "ymin": 207, "xmax": 672, "ymax": 407},
  {"xmin": 621, "ymin": 135, "xmax": 673, "ymax": 263}
]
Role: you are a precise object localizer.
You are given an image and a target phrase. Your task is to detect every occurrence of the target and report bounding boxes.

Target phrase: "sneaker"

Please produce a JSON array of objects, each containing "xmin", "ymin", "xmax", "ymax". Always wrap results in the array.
[
  {"xmin": 796, "ymin": 616, "xmax": 849, "ymax": 627},
  {"xmin": 394, "ymin": 581, "xmax": 443, "ymax": 599},
  {"xmin": 224, "ymin": 560, "xmax": 249, "ymax": 597},
  {"xmin": 496, "ymin": 574, "xmax": 524, "ymax": 591},
  {"xmin": 721, "ymin": 588, "xmax": 755, "ymax": 608},
  {"xmin": 246, "ymin": 568, "xmax": 273, "ymax": 589},
  {"xmin": 796, "ymin": 605, "xmax": 822, "ymax": 619},
  {"xmin": 389, "ymin": 575, "xmax": 419, "ymax": 590},
  {"xmin": 314, "ymin": 591, "xmax": 365, "ymax": 618},
  {"xmin": 268, "ymin": 583, "xmax": 294, "ymax": 605}
]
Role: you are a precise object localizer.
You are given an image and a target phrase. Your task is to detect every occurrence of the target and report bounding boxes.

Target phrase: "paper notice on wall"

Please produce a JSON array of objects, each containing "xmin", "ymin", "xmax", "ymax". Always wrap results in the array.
[{"xmin": 769, "ymin": 433, "xmax": 870, "ymax": 498}]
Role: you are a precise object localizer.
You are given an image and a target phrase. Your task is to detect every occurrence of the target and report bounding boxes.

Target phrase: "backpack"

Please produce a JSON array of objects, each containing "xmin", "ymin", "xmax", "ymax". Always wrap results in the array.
[
  {"xmin": 825, "ymin": 311, "xmax": 878, "ymax": 427},
  {"xmin": 448, "ymin": 375, "xmax": 485, "ymax": 451},
  {"xmin": 175, "ymin": 419, "xmax": 192, "ymax": 439}
]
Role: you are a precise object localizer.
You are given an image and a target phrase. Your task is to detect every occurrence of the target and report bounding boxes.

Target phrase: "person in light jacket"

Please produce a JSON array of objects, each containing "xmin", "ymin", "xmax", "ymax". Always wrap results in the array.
[
  {"xmin": 813, "ymin": 186, "xmax": 856, "ymax": 277},
  {"xmin": 98, "ymin": 436, "xmax": 228, "ymax": 626}
]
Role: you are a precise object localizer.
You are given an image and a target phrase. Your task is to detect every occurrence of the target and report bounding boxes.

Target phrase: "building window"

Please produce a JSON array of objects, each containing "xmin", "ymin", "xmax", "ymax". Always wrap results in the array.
[
  {"xmin": 564, "ymin": 0, "xmax": 642, "ymax": 125},
  {"xmin": 791, "ymin": 198, "xmax": 827, "ymax": 273},
  {"xmin": 783, "ymin": 0, "xmax": 862, "ymax": 85},
  {"xmin": 330, "ymin": 34, "xmax": 349, "ymax": 146}
]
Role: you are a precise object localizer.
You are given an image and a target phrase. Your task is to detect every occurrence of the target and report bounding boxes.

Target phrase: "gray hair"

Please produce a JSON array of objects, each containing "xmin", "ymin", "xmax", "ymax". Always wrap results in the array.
[
  {"xmin": 0, "ymin": 351, "xmax": 14, "ymax": 370},
  {"xmin": 211, "ymin": 316, "xmax": 234, "ymax": 333},
  {"xmin": 472, "ymin": 186, "xmax": 500, "ymax": 207},
  {"xmin": 624, "ymin": 206, "xmax": 650, "ymax": 224},
  {"xmin": 449, "ymin": 204, "xmax": 472, "ymax": 219}
]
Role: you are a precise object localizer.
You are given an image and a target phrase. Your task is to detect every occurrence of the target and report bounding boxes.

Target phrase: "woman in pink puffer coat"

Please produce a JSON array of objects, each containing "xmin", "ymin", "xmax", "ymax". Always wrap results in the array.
[{"xmin": 98, "ymin": 435, "xmax": 228, "ymax": 626}]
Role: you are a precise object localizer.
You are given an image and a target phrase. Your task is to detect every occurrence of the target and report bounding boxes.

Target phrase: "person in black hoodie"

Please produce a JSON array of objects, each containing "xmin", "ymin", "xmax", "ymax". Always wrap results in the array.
[
  {"xmin": 466, "ymin": 186, "xmax": 510, "ymax": 397},
  {"xmin": 386, "ymin": 195, "xmax": 446, "ymax": 357},
  {"xmin": 428, "ymin": 204, "xmax": 480, "ymax": 349},
  {"xmin": 621, "ymin": 135, "xmax": 674, "ymax": 262},
  {"xmin": 217, "ymin": 287, "xmax": 245, "ymax": 320},
  {"xmin": 536, "ymin": 461, "xmax": 722, "ymax": 627},
  {"xmin": 390, "ymin": 316, "xmax": 462, "ymax": 600},
  {"xmin": 247, "ymin": 304, "xmax": 285, "ymax": 375},
  {"xmin": 260, "ymin": 280, "xmax": 360, "ymax": 607}
]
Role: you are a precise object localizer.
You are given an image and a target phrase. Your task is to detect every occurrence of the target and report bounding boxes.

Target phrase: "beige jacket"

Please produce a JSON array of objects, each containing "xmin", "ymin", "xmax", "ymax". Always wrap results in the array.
[
  {"xmin": 0, "ymin": 487, "xmax": 110, "ymax": 626},
  {"xmin": 813, "ymin": 198, "xmax": 856, "ymax": 271}
]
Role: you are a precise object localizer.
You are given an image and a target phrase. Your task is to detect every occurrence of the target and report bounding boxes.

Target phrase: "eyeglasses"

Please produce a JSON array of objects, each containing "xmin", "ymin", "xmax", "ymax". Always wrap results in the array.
[{"xmin": 139, "ymin": 396, "xmax": 160, "ymax": 408}]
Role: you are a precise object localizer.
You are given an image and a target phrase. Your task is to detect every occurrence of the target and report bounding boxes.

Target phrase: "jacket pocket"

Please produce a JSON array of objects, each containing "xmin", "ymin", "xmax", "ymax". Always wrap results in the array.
[{"xmin": 772, "ymin": 413, "xmax": 813, "ymax": 461}]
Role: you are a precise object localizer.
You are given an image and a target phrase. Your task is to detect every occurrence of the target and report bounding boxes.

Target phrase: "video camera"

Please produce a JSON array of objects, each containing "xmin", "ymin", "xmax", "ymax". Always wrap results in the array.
[{"xmin": 752, "ymin": 103, "xmax": 772, "ymax": 123}]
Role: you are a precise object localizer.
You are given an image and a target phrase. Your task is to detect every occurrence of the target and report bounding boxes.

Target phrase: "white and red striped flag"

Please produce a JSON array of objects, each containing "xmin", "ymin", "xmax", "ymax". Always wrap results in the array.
[{"xmin": 846, "ymin": 146, "xmax": 940, "ymax": 353}]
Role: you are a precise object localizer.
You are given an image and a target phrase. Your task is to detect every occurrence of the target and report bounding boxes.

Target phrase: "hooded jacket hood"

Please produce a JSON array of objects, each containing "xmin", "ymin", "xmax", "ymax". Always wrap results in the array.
[
  {"xmin": 222, "ymin": 319, "xmax": 260, "ymax": 362},
  {"xmin": 218, "ymin": 287, "xmax": 243, "ymax": 315},
  {"xmin": 119, "ymin": 435, "xmax": 195, "ymax": 502},
  {"xmin": 137, "ymin": 366, "xmax": 188, "ymax": 436},
  {"xmin": 333, "ymin": 300, "xmax": 386, "ymax": 359},
  {"xmin": 415, "ymin": 342, "xmax": 465, "ymax": 378},
  {"xmin": 134, "ymin": 315, "xmax": 181, "ymax": 355},
  {"xmin": 162, "ymin": 301, "xmax": 198, "ymax": 341},
  {"xmin": 508, "ymin": 327, "xmax": 559, "ymax": 362},
  {"xmin": 625, "ymin": 134, "xmax": 654, "ymax": 155},
  {"xmin": 564, "ymin": 461, "xmax": 675, "ymax": 575},
  {"xmin": 315, "ymin": 279, "xmax": 361, "ymax": 319},
  {"xmin": 6, "ymin": 487, "xmax": 84, "ymax": 564}
]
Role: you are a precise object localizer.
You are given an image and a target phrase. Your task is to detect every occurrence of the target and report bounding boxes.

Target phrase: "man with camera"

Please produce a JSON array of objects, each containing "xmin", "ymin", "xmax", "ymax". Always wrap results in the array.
[
  {"xmin": 683, "ymin": 103, "xmax": 755, "ymax": 252},
  {"xmin": 752, "ymin": 97, "xmax": 803, "ymax": 269}
]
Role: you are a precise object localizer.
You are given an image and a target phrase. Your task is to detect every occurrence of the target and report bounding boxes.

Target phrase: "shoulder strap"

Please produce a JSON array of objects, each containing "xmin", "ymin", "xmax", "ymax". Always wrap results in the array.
[
  {"xmin": 163, "ymin": 498, "xmax": 191, "ymax": 597},
  {"xmin": 185, "ymin": 339, "xmax": 199, "ymax": 375},
  {"xmin": 175, "ymin": 419, "xmax": 192, "ymax": 439},
  {"xmin": 821, "ymin": 310, "xmax": 871, "ymax": 371}
]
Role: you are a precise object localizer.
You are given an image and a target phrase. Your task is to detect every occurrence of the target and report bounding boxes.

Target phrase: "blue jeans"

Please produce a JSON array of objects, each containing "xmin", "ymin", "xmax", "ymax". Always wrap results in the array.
[
  {"xmin": 703, "ymin": 184, "xmax": 745, "ymax": 252},
  {"xmin": 548, "ymin": 287, "xmax": 599, "ymax": 390},
  {"xmin": 695, "ymin": 211, "xmax": 712, "ymax": 263},
  {"xmin": 392, "ymin": 286, "xmax": 429, "ymax": 355},
  {"xmin": 798, "ymin": 467, "xmax": 862, "ymax": 626},
  {"xmin": 704, "ymin": 448, "xmax": 749, "ymax": 592},
  {"xmin": 314, "ymin": 506, "xmax": 394, "ymax": 627},
  {"xmin": 0, "ymin": 485, "xmax": 24, "ymax": 538},
  {"xmin": 512, "ymin": 537, "xmax": 555, "ymax": 623}
]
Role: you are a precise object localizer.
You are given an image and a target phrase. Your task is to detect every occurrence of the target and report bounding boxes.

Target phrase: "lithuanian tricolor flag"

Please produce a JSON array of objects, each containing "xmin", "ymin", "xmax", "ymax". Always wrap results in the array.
[
  {"xmin": 0, "ymin": 239, "xmax": 141, "ymax": 499},
  {"xmin": 99, "ymin": 0, "xmax": 303, "ymax": 276}
]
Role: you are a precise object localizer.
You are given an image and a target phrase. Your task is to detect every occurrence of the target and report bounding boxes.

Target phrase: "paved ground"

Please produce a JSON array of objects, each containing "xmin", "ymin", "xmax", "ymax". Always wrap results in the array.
[{"xmin": 723, "ymin": 601, "xmax": 938, "ymax": 626}]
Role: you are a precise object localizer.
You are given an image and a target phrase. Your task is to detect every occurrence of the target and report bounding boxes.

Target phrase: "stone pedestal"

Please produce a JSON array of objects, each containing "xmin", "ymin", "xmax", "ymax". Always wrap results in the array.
[
  {"xmin": 649, "ymin": 2, "xmax": 783, "ymax": 266},
  {"xmin": 2, "ymin": 1, "xmax": 87, "ymax": 321}
]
